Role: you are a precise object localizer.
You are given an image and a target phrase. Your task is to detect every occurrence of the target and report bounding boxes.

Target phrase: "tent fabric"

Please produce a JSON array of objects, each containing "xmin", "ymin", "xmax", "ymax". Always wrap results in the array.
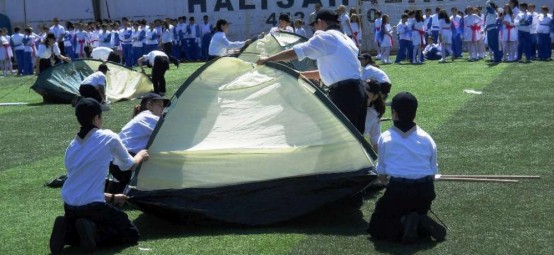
[
  {"xmin": 31, "ymin": 59, "xmax": 153, "ymax": 103},
  {"xmin": 237, "ymin": 31, "xmax": 317, "ymax": 72},
  {"xmin": 127, "ymin": 57, "xmax": 376, "ymax": 225}
]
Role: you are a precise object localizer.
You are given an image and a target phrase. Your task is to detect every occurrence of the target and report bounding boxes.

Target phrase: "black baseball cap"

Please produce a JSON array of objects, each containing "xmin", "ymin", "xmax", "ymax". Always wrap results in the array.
[
  {"xmin": 309, "ymin": 9, "xmax": 339, "ymax": 26},
  {"xmin": 140, "ymin": 93, "xmax": 170, "ymax": 107}
]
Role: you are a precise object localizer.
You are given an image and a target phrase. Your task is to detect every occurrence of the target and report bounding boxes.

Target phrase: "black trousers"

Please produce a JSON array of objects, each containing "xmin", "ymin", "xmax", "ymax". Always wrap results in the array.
[
  {"xmin": 367, "ymin": 177, "xmax": 436, "ymax": 241},
  {"xmin": 152, "ymin": 56, "xmax": 169, "ymax": 94},
  {"xmin": 64, "ymin": 202, "xmax": 139, "ymax": 247},
  {"xmin": 108, "ymin": 152, "xmax": 136, "ymax": 193},
  {"xmin": 38, "ymin": 58, "xmax": 53, "ymax": 73},
  {"xmin": 328, "ymin": 79, "xmax": 367, "ymax": 134},
  {"xmin": 79, "ymin": 85, "xmax": 103, "ymax": 103},
  {"xmin": 107, "ymin": 52, "xmax": 121, "ymax": 63}
]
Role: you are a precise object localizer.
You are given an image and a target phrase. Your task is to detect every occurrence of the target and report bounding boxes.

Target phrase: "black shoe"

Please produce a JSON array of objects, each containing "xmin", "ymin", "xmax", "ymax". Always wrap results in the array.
[
  {"xmin": 50, "ymin": 216, "xmax": 67, "ymax": 254},
  {"xmin": 401, "ymin": 212, "xmax": 419, "ymax": 244},
  {"xmin": 419, "ymin": 214, "xmax": 447, "ymax": 242},
  {"xmin": 45, "ymin": 175, "xmax": 67, "ymax": 188},
  {"xmin": 75, "ymin": 218, "xmax": 97, "ymax": 253}
]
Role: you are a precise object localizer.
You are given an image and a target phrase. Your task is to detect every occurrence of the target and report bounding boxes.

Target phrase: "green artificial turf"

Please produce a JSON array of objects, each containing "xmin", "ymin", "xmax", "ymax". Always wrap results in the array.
[{"xmin": 0, "ymin": 58, "xmax": 552, "ymax": 254}]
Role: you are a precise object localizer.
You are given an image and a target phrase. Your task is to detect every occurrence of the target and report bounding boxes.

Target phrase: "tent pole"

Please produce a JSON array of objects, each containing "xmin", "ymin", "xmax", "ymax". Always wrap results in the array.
[
  {"xmin": 436, "ymin": 177, "xmax": 519, "ymax": 183},
  {"xmin": 438, "ymin": 174, "xmax": 540, "ymax": 179}
]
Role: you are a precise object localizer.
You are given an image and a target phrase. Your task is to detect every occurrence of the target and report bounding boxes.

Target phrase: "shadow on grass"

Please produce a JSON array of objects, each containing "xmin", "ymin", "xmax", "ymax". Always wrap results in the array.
[
  {"xmin": 132, "ymin": 190, "xmax": 388, "ymax": 241},
  {"xmin": 369, "ymin": 236, "xmax": 439, "ymax": 255}
]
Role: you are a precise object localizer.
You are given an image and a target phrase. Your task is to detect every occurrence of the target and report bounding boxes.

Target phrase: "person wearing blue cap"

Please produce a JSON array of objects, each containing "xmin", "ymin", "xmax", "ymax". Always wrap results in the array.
[
  {"xmin": 257, "ymin": 9, "xmax": 367, "ymax": 133},
  {"xmin": 49, "ymin": 98, "xmax": 150, "ymax": 254},
  {"xmin": 367, "ymin": 92, "xmax": 446, "ymax": 244}
]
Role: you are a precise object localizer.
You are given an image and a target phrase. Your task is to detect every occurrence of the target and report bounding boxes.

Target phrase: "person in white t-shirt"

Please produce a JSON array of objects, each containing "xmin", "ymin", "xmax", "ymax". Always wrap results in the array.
[
  {"xmin": 208, "ymin": 19, "xmax": 251, "ymax": 59},
  {"xmin": 258, "ymin": 9, "xmax": 367, "ymax": 133},
  {"xmin": 359, "ymin": 53, "xmax": 392, "ymax": 100},
  {"xmin": 363, "ymin": 80, "xmax": 386, "ymax": 151},
  {"xmin": 79, "ymin": 64, "xmax": 109, "ymax": 107},
  {"xmin": 35, "ymin": 33, "xmax": 71, "ymax": 75},
  {"xmin": 109, "ymin": 93, "xmax": 169, "ymax": 193},
  {"xmin": 91, "ymin": 46, "xmax": 121, "ymax": 63},
  {"xmin": 367, "ymin": 92, "xmax": 446, "ymax": 244},
  {"xmin": 49, "ymin": 98, "xmax": 149, "ymax": 254},
  {"xmin": 138, "ymin": 50, "xmax": 178, "ymax": 96},
  {"xmin": 337, "ymin": 5, "xmax": 354, "ymax": 37},
  {"xmin": 294, "ymin": 19, "xmax": 308, "ymax": 38},
  {"xmin": 270, "ymin": 13, "xmax": 295, "ymax": 34}
]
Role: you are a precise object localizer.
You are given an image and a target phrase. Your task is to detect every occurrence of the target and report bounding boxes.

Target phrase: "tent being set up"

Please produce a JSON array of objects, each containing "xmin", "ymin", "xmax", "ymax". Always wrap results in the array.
[
  {"xmin": 127, "ymin": 57, "xmax": 376, "ymax": 225},
  {"xmin": 237, "ymin": 31, "xmax": 317, "ymax": 72},
  {"xmin": 31, "ymin": 59, "xmax": 153, "ymax": 103}
]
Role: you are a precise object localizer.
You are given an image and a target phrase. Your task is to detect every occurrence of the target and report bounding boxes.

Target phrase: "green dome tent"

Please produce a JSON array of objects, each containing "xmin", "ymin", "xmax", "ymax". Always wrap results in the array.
[
  {"xmin": 127, "ymin": 57, "xmax": 376, "ymax": 225},
  {"xmin": 237, "ymin": 31, "xmax": 317, "ymax": 72},
  {"xmin": 31, "ymin": 59, "xmax": 153, "ymax": 103}
]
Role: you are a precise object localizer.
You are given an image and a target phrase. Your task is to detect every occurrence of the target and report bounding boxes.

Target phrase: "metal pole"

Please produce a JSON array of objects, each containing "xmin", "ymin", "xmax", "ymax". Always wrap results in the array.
[{"xmin": 23, "ymin": 0, "xmax": 27, "ymax": 27}]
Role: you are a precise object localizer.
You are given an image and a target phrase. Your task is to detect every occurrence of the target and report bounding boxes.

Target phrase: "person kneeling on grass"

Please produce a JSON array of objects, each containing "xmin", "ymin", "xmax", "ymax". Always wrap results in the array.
[
  {"xmin": 78, "ymin": 63, "xmax": 111, "ymax": 111},
  {"xmin": 50, "ymin": 98, "xmax": 149, "ymax": 254},
  {"xmin": 367, "ymin": 92, "xmax": 446, "ymax": 244}
]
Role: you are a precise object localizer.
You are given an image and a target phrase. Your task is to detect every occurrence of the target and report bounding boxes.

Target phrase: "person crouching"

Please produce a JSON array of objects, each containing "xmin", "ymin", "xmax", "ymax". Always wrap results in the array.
[
  {"xmin": 49, "ymin": 98, "xmax": 149, "ymax": 254},
  {"xmin": 367, "ymin": 92, "xmax": 446, "ymax": 243}
]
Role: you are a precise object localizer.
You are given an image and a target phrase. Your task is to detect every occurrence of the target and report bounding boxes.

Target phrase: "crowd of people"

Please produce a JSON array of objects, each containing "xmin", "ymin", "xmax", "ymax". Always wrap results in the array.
[
  {"xmin": 374, "ymin": 0, "xmax": 553, "ymax": 64},
  {"xmin": 0, "ymin": 15, "xmax": 215, "ymax": 77}
]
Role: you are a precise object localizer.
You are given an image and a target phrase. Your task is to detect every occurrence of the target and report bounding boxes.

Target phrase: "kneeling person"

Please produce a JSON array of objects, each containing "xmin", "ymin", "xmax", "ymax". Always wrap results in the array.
[
  {"xmin": 367, "ymin": 92, "xmax": 446, "ymax": 243},
  {"xmin": 79, "ymin": 64, "xmax": 110, "ymax": 110},
  {"xmin": 50, "ymin": 98, "xmax": 149, "ymax": 254}
]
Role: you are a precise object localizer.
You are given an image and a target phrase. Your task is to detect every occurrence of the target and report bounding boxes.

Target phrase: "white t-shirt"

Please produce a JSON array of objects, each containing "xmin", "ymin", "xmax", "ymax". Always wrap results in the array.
[
  {"xmin": 36, "ymin": 43, "xmax": 61, "ymax": 59},
  {"xmin": 377, "ymin": 126, "xmax": 438, "ymax": 179},
  {"xmin": 143, "ymin": 50, "xmax": 168, "ymax": 65},
  {"xmin": 295, "ymin": 27, "xmax": 308, "ymax": 38},
  {"xmin": 81, "ymin": 71, "xmax": 107, "ymax": 88},
  {"xmin": 62, "ymin": 129, "xmax": 134, "ymax": 206},
  {"xmin": 119, "ymin": 110, "xmax": 159, "ymax": 154},
  {"xmin": 361, "ymin": 65, "xmax": 391, "ymax": 84},
  {"xmin": 364, "ymin": 107, "xmax": 381, "ymax": 146},
  {"xmin": 293, "ymin": 29, "xmax": 361, "ymax": 86},
  {"xmin": 208, "ymin": 31, "xmax": 246, "ymax": 57},
  {"xmin": 90, "ymin": 46, "xmax": 113, "ymax": 61},
  {"xmin": 270, "ymin": 26, "xmax": 294, "ymax": 34},
  {"xmin": 339, "ymin": 13, "xmax": 352, "ymax": 35}
]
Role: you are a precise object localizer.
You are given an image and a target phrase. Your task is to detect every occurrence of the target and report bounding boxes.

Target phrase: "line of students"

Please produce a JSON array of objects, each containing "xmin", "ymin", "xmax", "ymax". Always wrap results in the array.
[
  {"xmin": 375, "ymin": 2, "xmax": 554, "ymax": 64},
  {"xmin": 2, "ymin": 15, "xmax": 214, "ymax": 76}
]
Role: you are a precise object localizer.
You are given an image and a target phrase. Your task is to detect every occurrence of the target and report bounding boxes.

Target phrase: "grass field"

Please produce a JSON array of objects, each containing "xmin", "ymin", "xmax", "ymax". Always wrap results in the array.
[{"xmin": 0, "ymin": 57, "xmax": 553, "ymax": 254}]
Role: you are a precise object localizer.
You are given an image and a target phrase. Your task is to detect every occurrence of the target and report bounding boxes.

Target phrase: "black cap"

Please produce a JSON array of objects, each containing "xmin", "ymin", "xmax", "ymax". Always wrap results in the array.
[
  {"xmin": 75, "ymin": 98, "xmax": 103, "ymax": 126},
  {"xmin": 140, "ymin": 93, "xmax": 170, "ymax": 107},
  {"xmin": 309, "ymin": 9, "xmax": 339, "ymax": 26},
  {"xmin": 98, "ymin": 63, "xmax": 110, "ymax": 73},
  {"xmin": 391, "ymin": 92, "xmax": 418, "ymax": 121}
]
